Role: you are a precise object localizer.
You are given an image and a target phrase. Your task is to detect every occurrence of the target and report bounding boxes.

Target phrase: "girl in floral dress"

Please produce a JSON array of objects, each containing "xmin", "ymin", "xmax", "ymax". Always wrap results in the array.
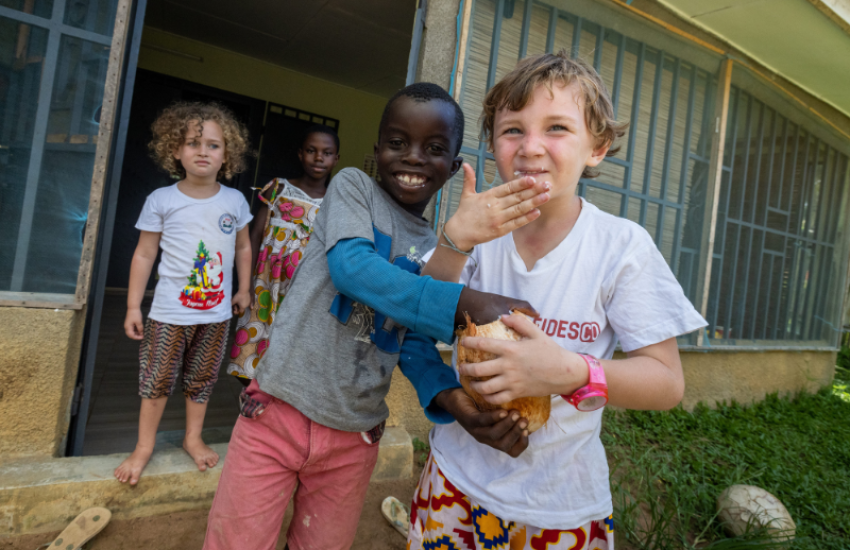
[{"xmin": 228, "ymin": 125, "xmax": 340, "ymax": 383}]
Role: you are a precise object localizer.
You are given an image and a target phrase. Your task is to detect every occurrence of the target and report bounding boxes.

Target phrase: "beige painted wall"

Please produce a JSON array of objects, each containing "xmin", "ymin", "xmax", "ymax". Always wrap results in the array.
[
  {"xmin": 0, "ymin": 308, "xmax": 85, "ymax": 462},
  {"xmin": 677, "ymin": 349, "xmax": 836, "ymax": 409},
  {"xmin": 137, "ymin": 27, "xmax": 389, "ymax": 180},
  {"xmin": 384, "ymin": 348, "xmax": 838, "ymax": 439}
]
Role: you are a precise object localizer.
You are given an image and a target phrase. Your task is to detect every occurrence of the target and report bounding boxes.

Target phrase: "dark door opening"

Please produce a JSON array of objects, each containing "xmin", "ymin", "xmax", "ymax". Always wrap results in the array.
[{"xmin": 69, "ymin": 0, "xmax": 418, "ymax": 457}]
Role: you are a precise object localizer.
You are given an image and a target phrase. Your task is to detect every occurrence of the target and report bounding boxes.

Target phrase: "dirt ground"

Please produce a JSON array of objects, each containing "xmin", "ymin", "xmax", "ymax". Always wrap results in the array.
[{"xmin": 0, "ymin": 465, "xmax": 422, "ymax": 550}]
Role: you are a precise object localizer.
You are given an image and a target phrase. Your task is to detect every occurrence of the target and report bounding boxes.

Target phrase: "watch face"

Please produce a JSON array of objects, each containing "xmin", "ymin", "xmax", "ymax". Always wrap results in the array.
[{"xmin": 577, "ymin": 395, "xmax": 607, "ymax": 412}]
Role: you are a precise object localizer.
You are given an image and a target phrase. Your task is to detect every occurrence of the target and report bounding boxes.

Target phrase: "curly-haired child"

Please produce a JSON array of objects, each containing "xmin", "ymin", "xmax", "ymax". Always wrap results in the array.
[{"xmin": 114, "ymin": 102, "xmax": 254, "ymax": 486}]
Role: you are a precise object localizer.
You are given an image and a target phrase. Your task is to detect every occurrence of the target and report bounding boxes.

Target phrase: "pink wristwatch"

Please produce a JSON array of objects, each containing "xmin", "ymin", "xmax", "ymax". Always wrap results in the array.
[{"xmin": 563, "ymin": 354, "xmax": 608, "ymax": 411}]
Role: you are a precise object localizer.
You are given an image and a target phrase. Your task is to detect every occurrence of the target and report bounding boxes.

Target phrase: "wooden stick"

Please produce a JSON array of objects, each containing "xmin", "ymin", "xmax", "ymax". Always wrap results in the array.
[
  {"xmin": 696, "ymin": 58, "xmax": 733, "ymax": 346},
  {"xmin": 74, "ymin": 0, "xmax": 134, "ymax": 306}
]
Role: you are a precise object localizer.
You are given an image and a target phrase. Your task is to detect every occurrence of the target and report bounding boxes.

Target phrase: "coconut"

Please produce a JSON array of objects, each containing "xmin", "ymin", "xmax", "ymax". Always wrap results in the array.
[{"xmin": 456, "ymin": 313, "xmax": 550, "ymax": 433}]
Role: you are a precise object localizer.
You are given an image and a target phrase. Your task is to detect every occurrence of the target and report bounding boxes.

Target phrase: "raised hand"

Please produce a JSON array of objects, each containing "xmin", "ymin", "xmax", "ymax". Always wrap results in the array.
[{"xmin": 443, "ymin": 162, "xmax": 550, "ymax": 251}]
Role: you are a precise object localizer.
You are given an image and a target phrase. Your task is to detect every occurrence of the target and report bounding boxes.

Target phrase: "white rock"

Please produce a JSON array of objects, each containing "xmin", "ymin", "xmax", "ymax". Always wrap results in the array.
[{"xmin": 717, "ymin": 484, "xmax": 795, "ymax": 540}]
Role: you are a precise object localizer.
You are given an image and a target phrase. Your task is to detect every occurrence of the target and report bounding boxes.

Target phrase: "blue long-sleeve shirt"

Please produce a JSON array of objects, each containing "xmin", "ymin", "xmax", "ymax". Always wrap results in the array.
[{"xmin": 328, "ymin": 237, "xmax": 461, "ymax": 424}]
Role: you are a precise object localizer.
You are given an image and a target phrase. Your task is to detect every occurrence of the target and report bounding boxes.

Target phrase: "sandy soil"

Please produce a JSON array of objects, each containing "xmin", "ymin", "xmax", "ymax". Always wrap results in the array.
[{"xmin": 0, "ymin": 466, "xmax": 421, "ymax": 550}]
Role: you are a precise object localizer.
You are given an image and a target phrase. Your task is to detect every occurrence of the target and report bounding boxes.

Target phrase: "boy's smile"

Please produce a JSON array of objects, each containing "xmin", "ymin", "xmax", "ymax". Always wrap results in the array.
[
  {"xmin": 374, "ymin": 96, "xmax": 462, "ymax": 216},
  {"xmin": 493, "ymin": 82, "xmax": 608, "ymax": 213}
]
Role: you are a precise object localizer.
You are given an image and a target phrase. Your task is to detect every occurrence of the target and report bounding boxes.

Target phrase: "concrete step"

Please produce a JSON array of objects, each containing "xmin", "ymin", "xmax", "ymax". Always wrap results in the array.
[{"xmin": 0, "ymin": 426, "xmax": 412, "ymax": 537}]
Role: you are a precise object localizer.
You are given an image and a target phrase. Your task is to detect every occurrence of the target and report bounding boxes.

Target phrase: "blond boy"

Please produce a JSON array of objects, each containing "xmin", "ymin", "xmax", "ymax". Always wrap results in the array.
[{"xmin": 409, "ymin": 52, "xmax": 707, "ymax": 550}]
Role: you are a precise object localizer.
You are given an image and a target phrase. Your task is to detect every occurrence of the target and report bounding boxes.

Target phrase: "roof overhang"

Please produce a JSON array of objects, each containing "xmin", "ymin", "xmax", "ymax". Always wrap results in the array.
[{"xmin": 655, "ymin": 0, "xmax": 850, "ymax": 118}]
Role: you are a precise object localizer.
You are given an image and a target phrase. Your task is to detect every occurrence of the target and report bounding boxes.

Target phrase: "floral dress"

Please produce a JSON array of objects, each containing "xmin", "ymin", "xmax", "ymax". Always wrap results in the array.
[{"xmin": 228, "ymin": 179, "xmax": 322, "ymax": 379}]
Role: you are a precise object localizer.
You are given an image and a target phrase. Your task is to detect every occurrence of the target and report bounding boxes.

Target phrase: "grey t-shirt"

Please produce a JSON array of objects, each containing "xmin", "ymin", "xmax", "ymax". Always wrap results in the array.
[{"xmin": 256, "ymin": 168, "xmax": 439, "ymax": 432}]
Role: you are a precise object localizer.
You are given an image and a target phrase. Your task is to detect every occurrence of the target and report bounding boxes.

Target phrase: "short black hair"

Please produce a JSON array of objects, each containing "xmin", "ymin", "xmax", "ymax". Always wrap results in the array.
[
  {"xmin": 379, "ymin": 82, "xmax": 465, "ymax": 156},
  {"xmin": 301, "ymin": 123, "xmax": 340, "ymax": 153}
]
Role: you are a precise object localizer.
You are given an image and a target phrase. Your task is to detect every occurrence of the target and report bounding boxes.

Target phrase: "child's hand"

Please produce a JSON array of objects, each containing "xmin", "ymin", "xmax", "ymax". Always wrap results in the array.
[
  {"xmin": 456, "ymin": 287, "xmax": 538, "ymax": 328},
  {"xmin": 443, "ymin": 163, "xmax": 550, "ymax": 251},
  {"xmin": 434, "ymin": 388, "xmax": 529, "ymax": 457},
  {"xmin": 124, "ymin": 309, "xmax": 144, "ymax": 340},
  {"xmin": 232, "ymin": 290, "xmax": 251, "ymax": 316},
  {"xmin": 458, "ymin": 312, "xmax": 589, "ymax": 404}
]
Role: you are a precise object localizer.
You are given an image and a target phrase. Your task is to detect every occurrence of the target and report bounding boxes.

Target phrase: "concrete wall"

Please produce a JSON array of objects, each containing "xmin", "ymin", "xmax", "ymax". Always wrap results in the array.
[
  {"xmin": 678, "ymin": 349, "xmax": 836, "ymax": 409},
  {"xmin": 0, "ymin": 308, "xmax": 85, "ymax": 462},
  {"xmin": 137, "ymin": 27, "xmax": 389, "ymax": 180}
]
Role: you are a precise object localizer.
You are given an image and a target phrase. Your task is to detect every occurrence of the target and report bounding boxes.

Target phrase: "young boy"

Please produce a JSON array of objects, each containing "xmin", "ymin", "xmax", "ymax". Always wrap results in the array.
[
  {"xmin": 115, "ymin": 102, "xmax": 253, "ymax": 486},
  {"xmin": 409, "ymin": 53, "xmax": 707, "ymax": 549},
  {"xmin": 203, "ymin": 83, "xmax": 550, "ymax": 550}
]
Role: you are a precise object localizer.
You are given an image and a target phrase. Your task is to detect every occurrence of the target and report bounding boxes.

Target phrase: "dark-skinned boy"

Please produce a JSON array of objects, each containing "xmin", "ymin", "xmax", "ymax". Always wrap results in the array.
[{"xmin": 203, "ymin": 83, "xmax": 549, "ymax": 550}]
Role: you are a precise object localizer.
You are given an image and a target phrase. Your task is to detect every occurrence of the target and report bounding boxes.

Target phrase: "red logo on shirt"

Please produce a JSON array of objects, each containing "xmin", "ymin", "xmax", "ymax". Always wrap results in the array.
[
  {"xmin": 180, "ymin": 242, "xmax": 225, "ymax": 310},
  {"xmin": 534, "ymin": 318, "xmax": 600, "ymax": 343}
]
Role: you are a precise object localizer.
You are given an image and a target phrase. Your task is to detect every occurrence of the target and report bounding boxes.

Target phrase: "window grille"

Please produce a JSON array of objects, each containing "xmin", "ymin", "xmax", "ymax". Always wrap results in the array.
[
  {"xmin": 0, "ymin": 0, "xmax": 120, "ymax": 297},
  {"xmin": 707, "ymin": 85, "xmax": 850, "ymax": 344}
]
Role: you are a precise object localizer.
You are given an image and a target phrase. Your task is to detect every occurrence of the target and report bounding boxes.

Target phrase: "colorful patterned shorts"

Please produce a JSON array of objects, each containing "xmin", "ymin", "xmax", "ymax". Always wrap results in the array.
[
  {"xmin": 138, "ymin": 319, "xmax": 230, "ymax": 403},
  {"xmin": 409, "ymin": 454, "xmax": 614, "ymax": 550}
]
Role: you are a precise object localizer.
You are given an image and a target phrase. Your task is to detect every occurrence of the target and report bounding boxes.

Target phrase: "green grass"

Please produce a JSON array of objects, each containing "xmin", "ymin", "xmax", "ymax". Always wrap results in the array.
[
  {"xmin": 412, "ymin": 437, "xmax": 430, "ymax": 467},
  {"xmin": 602, "ymin": 358, "xmax": 850, "ymax": 549}
]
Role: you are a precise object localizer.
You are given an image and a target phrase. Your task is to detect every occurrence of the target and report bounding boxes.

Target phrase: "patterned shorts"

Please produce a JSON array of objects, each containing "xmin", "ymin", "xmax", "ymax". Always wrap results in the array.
[
  {"xmin": 408, "ymin": 454, "xmax": 614, "ymax": 550},
  {"xmin": 138, "ymin": 319, "xmax": 230, "ymax": 403}
]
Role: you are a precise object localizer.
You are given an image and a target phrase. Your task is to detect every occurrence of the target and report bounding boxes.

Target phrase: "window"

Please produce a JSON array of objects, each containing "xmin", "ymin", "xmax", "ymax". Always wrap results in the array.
[
  {"xmin": 706, "ymin": 76, "xmax": 850, "ymax": 345},
  {"xmin": 440, "ymin": 0, "xmax": 850, "ymax": 348},
  {"xmin": 0, "ymin": 0, "xmax": 119, "ymax": 301}
]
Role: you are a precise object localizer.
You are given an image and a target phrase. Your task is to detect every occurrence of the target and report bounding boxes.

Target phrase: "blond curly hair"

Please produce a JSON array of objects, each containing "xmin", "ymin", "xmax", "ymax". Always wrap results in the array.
[
  {"xmin": 148, "ymin": 102, "xmax": 252, "ymax": 181},
  {"xmin": 482, "ymin": 51, "xmax": 628, "ymax": 178}
]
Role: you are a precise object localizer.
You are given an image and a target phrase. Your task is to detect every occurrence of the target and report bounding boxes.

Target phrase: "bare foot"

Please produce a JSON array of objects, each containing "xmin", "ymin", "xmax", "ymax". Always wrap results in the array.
[
  {"xmin": 183, "ymin": 435, "xmax": 219, "ymax": 472},
  {"xmin": 114, "ymin": 446, "xmax": 154, "ymax": 485}
]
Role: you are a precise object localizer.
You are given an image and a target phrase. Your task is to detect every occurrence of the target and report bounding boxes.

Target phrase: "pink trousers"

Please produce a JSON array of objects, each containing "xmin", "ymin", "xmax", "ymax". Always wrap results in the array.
[{"xmin": 203, "ymin": 381, "xmax": 380, "ymax": 550}]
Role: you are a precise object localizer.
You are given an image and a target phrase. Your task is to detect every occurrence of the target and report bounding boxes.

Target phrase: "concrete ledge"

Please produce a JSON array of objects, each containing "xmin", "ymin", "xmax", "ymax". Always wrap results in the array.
[
  {"xmin": 371, "ymin": 426, "xmax": 412, "ymax": 482},
  {"xmin": 0, "ymin": 427, "xmax": 413, "ymax": 537}
]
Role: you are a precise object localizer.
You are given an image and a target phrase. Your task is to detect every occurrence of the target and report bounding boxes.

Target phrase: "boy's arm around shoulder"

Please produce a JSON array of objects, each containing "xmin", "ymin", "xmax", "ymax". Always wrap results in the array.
[
  {"xmin": 399, "ymin": 330, "xmax": 530, "ymax": 458},
  {"xmin": 327, "ymin": 238, "xmax": 462, "ymax": 344},
  {"xmin": 327, "ymin": 239, "xmax": 538, "ymax": 344}
]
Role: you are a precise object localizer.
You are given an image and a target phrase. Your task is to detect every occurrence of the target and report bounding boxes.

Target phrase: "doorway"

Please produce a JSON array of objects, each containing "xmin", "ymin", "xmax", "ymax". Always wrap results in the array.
[{"xmin": 69, "ymin": 0, "xmax": 419, "ymax": 457}]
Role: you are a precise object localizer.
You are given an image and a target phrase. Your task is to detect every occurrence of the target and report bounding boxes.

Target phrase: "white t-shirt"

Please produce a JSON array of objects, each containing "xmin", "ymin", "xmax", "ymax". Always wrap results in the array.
[
  {"xmin": 429, "ymin": 198, "xmax": 706, "ymax": 529},
  {"xmin": 135, "ymin": 183, "xmax": 252, "ymax": 325}
]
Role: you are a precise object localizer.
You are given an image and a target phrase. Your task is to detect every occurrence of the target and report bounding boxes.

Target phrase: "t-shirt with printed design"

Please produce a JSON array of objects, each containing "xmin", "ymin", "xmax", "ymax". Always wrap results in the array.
[
  {"xmin": 428, "ymin": 198, "xmax": 707, "ymax": 529},
  {"xmin": 256, "ymin": 168, "xmax": 457, "ymax": 432},
  {"xmin": 135, "ymin": 183, "xmax": 252, "ymax": 326}
]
